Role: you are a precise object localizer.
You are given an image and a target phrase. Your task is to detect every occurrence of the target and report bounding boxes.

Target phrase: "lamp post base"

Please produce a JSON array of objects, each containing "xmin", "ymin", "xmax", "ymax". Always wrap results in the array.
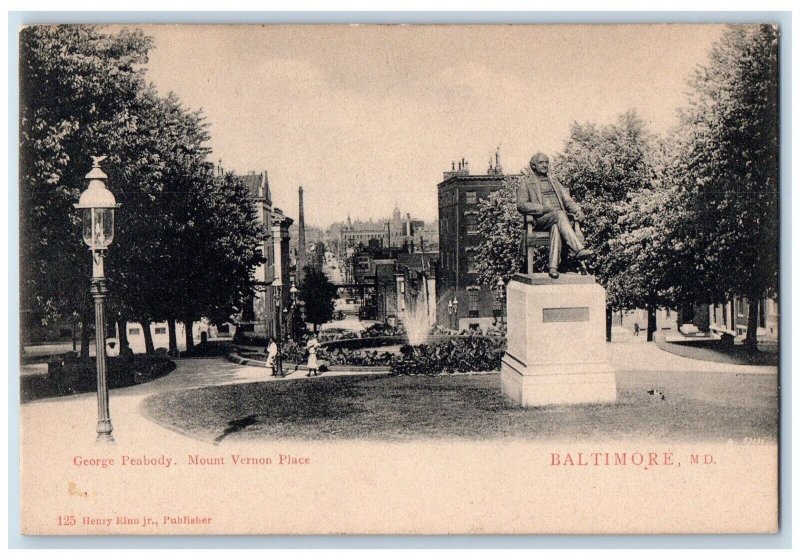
[{"xmin": 96, "ymin": 420, "xmax": 114, "ymax": 444}]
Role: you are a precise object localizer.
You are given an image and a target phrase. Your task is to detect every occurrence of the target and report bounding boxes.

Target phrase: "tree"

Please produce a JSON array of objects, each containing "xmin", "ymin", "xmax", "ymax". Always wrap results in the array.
[
  {"xmin": 671, "ymin": 24, "xmax": 779, "ymax": 351},
  {"xmin": 20, "ymin": 25, "xmax": 152, "ymax": 353},
  {"xmin": 165, "ymin": 170, "xmax": 265, "ymax": 351},
  {"xmin": 474, "ymin": 175, "xmax": 525, "ymax": 285},
  {"xmin": 608, "ymin": 175, "xmax": 685, "ymax": 341},
  {"xmin": 553, "ymin": 112, "xmax": 663, "ymax": 340},
  {"xmin": 20, "ymin": 25, "xmax": 266, "ymax": 355},
  {"xmin": 298, "ymin": 265, "xmax": 338, "ymax": 332}
]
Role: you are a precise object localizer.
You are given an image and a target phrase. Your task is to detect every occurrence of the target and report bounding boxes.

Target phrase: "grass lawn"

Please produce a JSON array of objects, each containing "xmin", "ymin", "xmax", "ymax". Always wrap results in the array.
[{"xmin": 140, "ymin": 370, "xmax": 778, "ymax": 443}]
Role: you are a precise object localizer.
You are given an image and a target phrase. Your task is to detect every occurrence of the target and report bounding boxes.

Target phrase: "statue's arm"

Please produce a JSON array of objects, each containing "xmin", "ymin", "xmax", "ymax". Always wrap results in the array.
[
  {"xmin": 561, "ymin": 188, "xmax": 585, "ymax": 221},
  {"xmin": 516, "ymin": 183, "xmax": 543, "ymax": 216}
]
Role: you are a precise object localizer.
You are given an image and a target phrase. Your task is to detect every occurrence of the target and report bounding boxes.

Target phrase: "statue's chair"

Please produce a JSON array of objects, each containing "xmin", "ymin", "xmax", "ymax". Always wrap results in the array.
[{"xmin": 524, "ymin": 214, "xmax": 587, "ymax": 275}]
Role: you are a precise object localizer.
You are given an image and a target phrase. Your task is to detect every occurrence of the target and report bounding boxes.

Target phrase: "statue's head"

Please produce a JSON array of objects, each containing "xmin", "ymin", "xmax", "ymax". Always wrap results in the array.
[{"xmin": 530, "ymin": 153, "xmax": 549, "ymax": 175}]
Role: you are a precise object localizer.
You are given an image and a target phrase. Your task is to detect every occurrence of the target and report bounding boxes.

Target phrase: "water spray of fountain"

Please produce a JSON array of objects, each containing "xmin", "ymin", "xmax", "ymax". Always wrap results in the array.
[{"xmin": 404, "ymin": 293, "xmax": 431, "ymax": 347}]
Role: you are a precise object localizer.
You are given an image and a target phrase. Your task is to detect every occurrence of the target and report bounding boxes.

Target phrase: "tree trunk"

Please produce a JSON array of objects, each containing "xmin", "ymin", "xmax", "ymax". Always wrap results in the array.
[
  {"xmin": 605, "ymin": 305, "xmax": 613, "ymax": 342},
  {"xmin": 744, "ymin": 297, "xmax": 760, "ymax": 353},
  {"xmin": 646, "ymin": 304, "xmax": 657, "ymax": 342},
  {"xmin": 80, "ymin": 304, "xmax": 92, "ymax": 358},
  {"xmin": 117, "ymin": 318, "xmax": 129, "ymax": 349},
  {"xmin": 184, "ymin": 319, "xmax": 195, "ymax": 353},
  {"xmin": 167, "ymin": 318, "xmax": 179, "ymax": 356},
  {"xmin": 141, "ymin": 320, "xmax": 155, "ymax": 354}
]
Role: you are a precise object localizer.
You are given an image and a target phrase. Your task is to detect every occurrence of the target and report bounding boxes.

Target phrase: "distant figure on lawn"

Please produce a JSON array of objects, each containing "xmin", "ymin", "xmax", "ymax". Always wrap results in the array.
[
  {"xmin": 306, "ymin": 335, "xmax": 321, "ymax": 377},
  {"xmin": 265, "ymin": 337, "xmax": 278, "ymax": 376}
]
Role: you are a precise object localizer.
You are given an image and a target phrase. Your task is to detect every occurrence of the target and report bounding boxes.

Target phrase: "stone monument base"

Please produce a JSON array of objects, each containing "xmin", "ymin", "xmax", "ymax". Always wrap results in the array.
[{"xmin": 500, "ymin": 273, "xmax": 617, "ymax": 407}]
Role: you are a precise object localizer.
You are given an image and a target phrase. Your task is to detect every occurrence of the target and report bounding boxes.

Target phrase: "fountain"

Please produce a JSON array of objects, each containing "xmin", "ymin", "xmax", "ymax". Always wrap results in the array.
[{"xmin": 403, "ymin": 287, "xmax": 435, "ymax": 346}]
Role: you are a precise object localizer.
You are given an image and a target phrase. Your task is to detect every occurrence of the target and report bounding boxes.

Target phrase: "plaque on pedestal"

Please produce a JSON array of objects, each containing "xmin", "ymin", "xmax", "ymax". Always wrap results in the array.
[{"xmin": 500, "ymin": 273, "xmax": 617, "ymax": 406}]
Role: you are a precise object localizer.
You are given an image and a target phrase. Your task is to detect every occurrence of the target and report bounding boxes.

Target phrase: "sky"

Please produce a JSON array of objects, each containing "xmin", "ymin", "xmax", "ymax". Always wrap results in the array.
[{"xmin": 134, "ymin": 24, "xmax": 725, "ymax": 228}]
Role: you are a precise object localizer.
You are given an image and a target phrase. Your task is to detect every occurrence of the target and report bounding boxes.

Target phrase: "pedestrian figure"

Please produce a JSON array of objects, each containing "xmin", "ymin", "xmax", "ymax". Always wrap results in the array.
[
  {"xmin": 265, "ymin": 337, "xmax": 278, "ymax": 376},
  {"xmin": 306, "ymin": 335, "xmax": 321, "ymax": 377},
  {"xmin": 634, "ymin": 323, "xmax": 640, "ymax": 336}
]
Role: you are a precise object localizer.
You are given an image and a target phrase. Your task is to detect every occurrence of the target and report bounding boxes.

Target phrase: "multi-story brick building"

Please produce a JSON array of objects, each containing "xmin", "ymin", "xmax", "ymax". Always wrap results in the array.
[{"xmin": 436, "ymin": 153, "xmax": 509, "ymax": 330}]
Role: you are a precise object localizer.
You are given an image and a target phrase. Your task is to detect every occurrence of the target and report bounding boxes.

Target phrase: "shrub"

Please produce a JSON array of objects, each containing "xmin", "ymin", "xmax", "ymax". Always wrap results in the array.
[
  {"xmin": 362, "ymin": 323, "xmax": 405, "ymax": 338},
  {"xmin": 46, "ymin": 353, "xmax": 175, "ymax": 396},
  {"xmin": 390, "ymin": 336, "xmax": 506, "ymax": 376},
  {"xmin": 317, "ymin": 330, "xmax": 359, "ymax": 342},
  {"xmin": 180, "ymin": 341, "xmax": 231, "ymax": 358}
]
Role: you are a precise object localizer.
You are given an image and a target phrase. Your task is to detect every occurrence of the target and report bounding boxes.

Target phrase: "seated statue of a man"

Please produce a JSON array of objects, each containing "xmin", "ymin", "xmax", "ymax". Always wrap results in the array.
[{"xmin": 516, "ymin": 152, "xmax": 593, "ymax": 278}]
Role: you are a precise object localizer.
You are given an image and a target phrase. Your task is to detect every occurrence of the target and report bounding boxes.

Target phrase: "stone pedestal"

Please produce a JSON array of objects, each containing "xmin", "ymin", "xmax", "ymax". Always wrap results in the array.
[{"xmin": 500, "ymin": 273, "xmax": 617, "ymax": 406}]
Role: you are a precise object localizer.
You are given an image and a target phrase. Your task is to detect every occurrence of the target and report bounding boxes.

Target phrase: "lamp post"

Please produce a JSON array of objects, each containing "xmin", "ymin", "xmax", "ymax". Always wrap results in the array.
[
  {"xmin": 447, "ymin": 300, "xmax": 453, "ymax": 330},
  {"xmin": 289, "ymin": 282, "xmax": 299, "ymax": 340},
  {"xmin": 495, "ymin": 277, "xmax": 506, "ymax": 327},
  {"xmin": 273, "ymin": 285, "xmax": 284, "ymax": 376},
  {"xmin": 75, "ymin": 156, "xmax": 119, "ymax": 443},
  {"xmin": 448, "ymin": 297, "xmax": 459, "ymax": 331}
]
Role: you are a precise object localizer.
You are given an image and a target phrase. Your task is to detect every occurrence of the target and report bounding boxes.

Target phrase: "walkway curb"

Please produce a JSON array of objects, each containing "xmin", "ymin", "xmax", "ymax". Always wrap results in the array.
[{"xmin": 226, "ymin": 352, "xmax": 391, "ymax": 374}]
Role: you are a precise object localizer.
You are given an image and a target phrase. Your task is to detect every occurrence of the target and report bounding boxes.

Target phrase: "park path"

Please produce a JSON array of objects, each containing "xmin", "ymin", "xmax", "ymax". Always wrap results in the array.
[{"xmin": 610, "ymin": 337, "xmax": 775, "ymax": 375}]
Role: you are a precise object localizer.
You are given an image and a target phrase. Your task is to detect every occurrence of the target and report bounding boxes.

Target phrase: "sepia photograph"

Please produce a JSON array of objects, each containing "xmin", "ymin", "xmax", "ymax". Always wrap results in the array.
[{"xmin": 16, "ymin": 21, "xmax": 780, "ymax": 536}]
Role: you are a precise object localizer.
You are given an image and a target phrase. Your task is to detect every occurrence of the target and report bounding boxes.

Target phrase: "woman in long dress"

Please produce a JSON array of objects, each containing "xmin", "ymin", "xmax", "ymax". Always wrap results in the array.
[
  {"xmin": 306, "ymin": 335, "xmax": 321, "ymax": 377},
  {"xmin": 265, "ymin": 337, "xmax": 278, "ymax": 376}
]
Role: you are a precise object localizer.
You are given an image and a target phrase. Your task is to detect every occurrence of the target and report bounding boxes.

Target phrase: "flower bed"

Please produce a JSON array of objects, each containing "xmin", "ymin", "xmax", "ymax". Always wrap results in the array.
[
  {"xmin": 390, "ymin": 336, "xmax": 506, "ymax": 375},
  {"xmin": 229, "ymin": 334, "xmax": 507, "ymax": 376}
]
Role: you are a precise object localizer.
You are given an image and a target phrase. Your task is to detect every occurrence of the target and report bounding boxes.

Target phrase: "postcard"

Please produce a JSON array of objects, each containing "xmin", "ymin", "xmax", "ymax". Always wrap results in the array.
[{"xmin": 18, "ymin": 23, "xmax": 779, "ymax": 535}]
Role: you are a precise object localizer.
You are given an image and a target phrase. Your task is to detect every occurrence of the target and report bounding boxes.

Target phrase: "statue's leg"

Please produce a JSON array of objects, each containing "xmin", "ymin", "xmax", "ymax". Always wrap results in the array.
[
  {"xmin": 573, "ymin": 221, "xmax": 586, "ymax": 245},
  {"xmin": 555, "ymin": 210, "xmax": 584, "ymax": 254},
  {"xmin": 549, "ymin": 223, "xmax": 561, "ymax": 271}
]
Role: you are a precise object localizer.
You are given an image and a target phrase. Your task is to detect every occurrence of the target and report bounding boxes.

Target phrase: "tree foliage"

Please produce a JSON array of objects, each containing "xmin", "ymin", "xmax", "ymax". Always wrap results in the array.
[
  {"xmin": 20, "ymin": 25, "xmax": 265, "ymax": 349},
  {"xmin": 474, "ymin": 175, "xmax": 524, "ymax": 284},
  {"xmin": 298, "ymin": 265, "xmax": 338, "ymax": 331},
  {"xmin": 20, "ymin": 25, "xmax": 151, "ymax": 329},
  {"xmin": 673, "ymin": 25, "xmax": 779, "ymax": 301},
  {"xmin": 668, "ymin": 24, "xmax": 779, "ymax": 349},
  {"xmin": 553, "ymin": 111, "xmax": 661, "ymax": 309}
]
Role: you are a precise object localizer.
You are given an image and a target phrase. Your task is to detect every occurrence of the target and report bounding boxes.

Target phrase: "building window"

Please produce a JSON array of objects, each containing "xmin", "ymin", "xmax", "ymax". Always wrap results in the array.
[
  {"xmin": 217, "ymin": 324, "xmax": 230, "ymax": 334},
  {"xmin": 465, "ymin": 214, "xmax": 478, "ymax": 234},
  {"xmin": 465, "ymin": 191, "xmax": 477, "ymax": 204},
  {"xmin": 466, "ymin": 254, "xmax": 478, "ymax": 273},
  {"xmin": 128, "ymin": 327, "xmax": 141, "ymax": 335},
  {"xmin": 154, "ymin": 327, "xmax": 167, "ymax": 335},
  {"xmin": 468, "ymin": 288, "xmax": 479, "ymax": 318},
  {"xmin": 736, "ymin": 297, "xmax": 744, "ymax": 317}
]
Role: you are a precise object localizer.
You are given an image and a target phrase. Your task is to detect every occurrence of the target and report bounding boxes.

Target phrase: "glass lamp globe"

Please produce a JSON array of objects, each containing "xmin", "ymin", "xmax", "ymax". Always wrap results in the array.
[{"xmin": 75, "ymin": 161, "xmax": 119, "ymax": 251}]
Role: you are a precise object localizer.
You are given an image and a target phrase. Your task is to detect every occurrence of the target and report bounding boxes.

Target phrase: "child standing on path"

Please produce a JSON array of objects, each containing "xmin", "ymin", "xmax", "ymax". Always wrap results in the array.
[
  {"xmin": 265, "ymin": 337, "xmax": 278, "ymax": 376},
  {"xmin": 306, "ymin": 335, "xmax": 321, "ymax": 377}
]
